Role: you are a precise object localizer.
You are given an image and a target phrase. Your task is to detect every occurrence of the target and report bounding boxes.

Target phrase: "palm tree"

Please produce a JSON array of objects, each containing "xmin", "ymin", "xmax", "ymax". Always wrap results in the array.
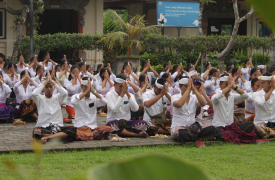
[{"xmin": 99, "ymin": 10, "xmax": 161, "ymax": 56}]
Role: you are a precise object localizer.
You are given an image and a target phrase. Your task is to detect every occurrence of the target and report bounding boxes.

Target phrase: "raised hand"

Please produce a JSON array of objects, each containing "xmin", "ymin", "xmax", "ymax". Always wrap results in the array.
[
  {"xmin": 87, "ymin": 78, "xmax": 91, "ymax": 91},
  {"xmin": 123, "ymin": 70, "xmax": 129, "ymax": 78},
  {"xmin": 228, "ymin": 74, "xmax": 234, "ymax": 88},
  {"xmin": 199, "ymin": 82, "xmax": 205, "ymax": 94},
  {"xmin": 121, "ymin": 81, "xmax": 127, "ymax": 96},
  {"xmin": 187, "ymin": 77, "xmax": 192, "ymax": 90},
  {"xmin": 161, "ymin": 84, "xmax": 168, "ymax": 95},
  {"xmin": 271, "ymin": 76, "xmax": 275, "ymax": 90},
  {"xmin": 147, "ymin": 59, "xmax": 151, "ymax": 67},
  {"xmin": 51, "ymin": 68, "xmax": 56, "ymax": 78},
  {"xmin": 216, "ymin": 70, "xmax": 221, "ymax": 78}
]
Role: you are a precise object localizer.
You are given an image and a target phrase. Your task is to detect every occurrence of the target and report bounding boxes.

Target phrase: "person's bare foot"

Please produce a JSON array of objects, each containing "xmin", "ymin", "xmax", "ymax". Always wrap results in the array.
[
  {"xmin": 41, "ymin": 137, "xmax": 48, "ymax": 144},
  {"xmin": 138, "ymin": 131, "xmax": 148, "ymax": 138}
]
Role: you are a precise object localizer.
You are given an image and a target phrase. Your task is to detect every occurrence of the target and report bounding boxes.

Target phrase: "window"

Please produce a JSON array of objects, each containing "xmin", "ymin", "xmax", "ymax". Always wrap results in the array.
[{"xmin": 0, "ymin": 9, "xmax": 6, "ymax": 39}]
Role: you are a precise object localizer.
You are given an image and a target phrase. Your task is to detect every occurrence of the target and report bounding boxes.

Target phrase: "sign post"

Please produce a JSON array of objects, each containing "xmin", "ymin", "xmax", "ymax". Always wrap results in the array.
[{"xmin": 30, "ymin": 0, "xmax": 33, "ymax": 58}]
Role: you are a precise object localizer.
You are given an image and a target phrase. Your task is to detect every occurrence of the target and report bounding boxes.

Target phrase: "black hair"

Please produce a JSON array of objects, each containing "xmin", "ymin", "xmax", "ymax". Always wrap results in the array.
[
  {"xmin": 226, "ymin": 62, "xmax": 233, "ymax": 68},
  {"xmin": 179, "ymin": 76, "xmax": 189, "ymax": 86},
  {"xmin": 205, "ymin": 62, "xmax": 211, "ymax": 69},
  {"xmin": 20, "ymin": 69, "xmax": 30, "ymax": 79},
  {"xmin": 220, "ymin": 73, "xmax": 229, "ymax": 78},
  {"xmin": 244, "ymin": 59, "xmax": 250, "ymax": 65},
  {"xmin": 226, "ymin": 65, "xmax": 232, "ymax": 72},
  {"xmin": 141, "ymin": 61, "xmax": 147, "ymax": 70},
  {"xmin": 43, "ymin": 52, "xmax": 49, "ymax": 59},
  {"xmin": 161, "ymin": 73, "xmax": 169, "ymax": 79},
  {"xmin": 8, "ymin": 63, "xmax": 17, "ymax": 70},
  {"xmin": 121, "ymin": 62, "xmax": 129, "ymax": 72},
  {"xmin": 0, "ymin": 71, "xmax": 2, "ymax": 77},
  {"xmin": 232, "ymin": 67, "xmax": 239, "ymax": 76},
  {"xmin": 78, "ymin": 62, "xmax": 85, "ymax": 68},
  {"xmin": 209, "ymin": 68, "xmax": 218, "ymax": 76},
  {"xmin": 76, "ymin": 58, "xmax": 82, "ymax": 63},
  {"xmin": 164, "ymin": 63, "xmax": 168, "ymax": 70},
  {"xmin": 36, "ymin": 65, "xmax": 43, "ymax": 72},
  {"xmin": 100, "ymin": 67, "xmax": 111, "ymax": 78},
  {"xmin": 30, "ymin": 57, "xmax": 35, "ymax": 63},
  {"xmin": 263, "ymin": 72, "xmax": 272, "ymax": 77},
  {"xmin": 55, "ymin": 65, "xmax": 60, "ymax": 71},
  {"xmin": 0, "ymin": 53, "xmax": 5, "ymax": 61},
  {"xmin": 86, "ymin": 65, "xmax": 90, "ymax": 71},
  {"xmin": 115, "ymin": 73, "xmax": 127, "ymax": 83},
  {"xmin": 269, "ymin": 65, "xmax": 275, "ymax": 73},
  {"xmin": 17, "ymin": 54, "xmax": 24, "ymax": 62},
  {"xmin": 4, "ymin": 62, "xmax": 8, "ymax": 69},
  {"xmin": 68, "ymin": 65, "xmax": 79, "ymax": 81},
  {"xmin": 139, "ymin": 74, "xmax": 146, "ymax": 83},
  {"xmin": 60, "ymin": 60, "xmax": 68, "ymax": 67},
  {"xmin": 104, "ymin": 64, "xmax": 108, "ymax": 68},
  {"xmin": 187, "ymin": 65, "xmax": 193, "ymax": 72},
  {"xmin": 250, "ymin": 68, "xmax": 259, "ymax": 76},
  {"xmin": 251, "ymin": 78, "xmax": 259, "ymax": 87},
  {"xmin": 97, "ymin": 64, "xmax": 103, "ymax": 73},
  {"xmin": 172, "ymin": 65, "xmax": 182, "ymax": 82},
  {"xmin": 82, "ymin": 77, "xmax": 89, "ymax": 81},
  {"xmin": 156, "ymin": 78, "xmax": 166, "ymax": 86}
]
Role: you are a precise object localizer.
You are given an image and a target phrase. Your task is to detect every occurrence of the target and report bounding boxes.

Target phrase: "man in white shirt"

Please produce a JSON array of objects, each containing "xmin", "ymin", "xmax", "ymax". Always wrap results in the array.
[
  {"xmin": 71, "ymin": 77, "xmax": 112, "ymax": 140},
  {"xmin": 212, "ymin": 74, "xmax": 257, "ymax": 144},
  {"xmin": 253, "ymin": 72, "xmax": 275, "ymax": 139},
  {"xmin": 170, "ymin": 77, "xmax": 206, "ymax": 140},
  {"xmin": 32, "ymin": 71, "xmax": 73, "ymax": 143},
  {"xmin": 143, "ymin": 78, "xmax": 171, "ymax": 135},
  {"xmin": 106, "ymin": 74, "xmax": 148, "ymax": 137}
]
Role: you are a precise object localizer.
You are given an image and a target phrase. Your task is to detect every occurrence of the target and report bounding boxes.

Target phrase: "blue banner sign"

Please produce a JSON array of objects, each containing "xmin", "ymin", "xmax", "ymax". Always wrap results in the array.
[{"xmin": 157, "ymin": 1, "xmax": 200, "ymax": 27}]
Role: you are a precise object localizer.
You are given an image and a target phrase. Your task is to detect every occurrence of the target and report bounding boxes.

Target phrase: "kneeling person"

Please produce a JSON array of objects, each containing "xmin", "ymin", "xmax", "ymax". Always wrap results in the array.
[
  {"xmin": 106, "ymin": 74, "xmax": 148, "ymax": 137},
  {"xmin": 71, "ymin": 77, "xmax": 112, "ymax": 140}
]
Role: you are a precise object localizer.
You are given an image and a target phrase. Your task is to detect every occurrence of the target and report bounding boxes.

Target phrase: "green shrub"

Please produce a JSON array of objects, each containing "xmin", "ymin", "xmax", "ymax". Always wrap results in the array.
[{"xmin": 252, "ymin": 53, "xmax": 271, "ymax": 65}]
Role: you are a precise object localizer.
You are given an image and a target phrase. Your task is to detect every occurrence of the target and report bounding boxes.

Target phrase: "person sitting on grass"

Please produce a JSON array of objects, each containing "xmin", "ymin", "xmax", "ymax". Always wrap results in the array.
[
  {"xmin": 253, "ymin": 73, "xmax": 275, "ymax": 139},
  {"xmin": 212, "ymin": 74, "xmax": 257, "ymax": 144},
  {"xmin": 32, "ymin": 71, "xmax": 73, "ymax": 143},
  {"xmin": 143, "ymin": 78, "xmax": 171, "ymax": 135},
  {"xmin": 170, "ymin": 77, "xmax": 206, "ymax": 140},
  {"xmin": 106, "ymin": 74, "xmax": 148, "ymax": 138}
]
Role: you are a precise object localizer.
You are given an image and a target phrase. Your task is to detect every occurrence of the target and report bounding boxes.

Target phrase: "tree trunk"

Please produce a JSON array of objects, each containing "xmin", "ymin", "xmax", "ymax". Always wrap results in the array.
[
  {"xmin": 198, "ymin": 3, "xmax": 204, "ymax": 36},
  {"xmin": 216, "ymin": 0, "xmax": 254, "ymax": 72}
]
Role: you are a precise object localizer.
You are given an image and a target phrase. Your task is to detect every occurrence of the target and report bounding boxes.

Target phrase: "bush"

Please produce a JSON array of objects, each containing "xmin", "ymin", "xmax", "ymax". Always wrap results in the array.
[{"xmin": 252, "ymin": 53, "xmax": 271, "ymax": 65}]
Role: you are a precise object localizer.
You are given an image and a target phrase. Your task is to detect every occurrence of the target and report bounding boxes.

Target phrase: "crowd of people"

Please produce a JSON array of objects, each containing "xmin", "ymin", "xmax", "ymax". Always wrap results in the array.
[{"xmin": 0, "ymin": 52, "xmax": 274, "ymax": 144}]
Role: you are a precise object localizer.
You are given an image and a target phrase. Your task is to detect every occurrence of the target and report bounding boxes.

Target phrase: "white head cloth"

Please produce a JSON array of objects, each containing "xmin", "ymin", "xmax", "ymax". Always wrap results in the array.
[
  {"xmin": 188, "ymin": 70, "xmax": 198, "ymax": 77},
  {"xmin": 257, "ymin": 65, "xmax": 266, "ymax": 69},
  {"xmin": 115, "ymin": 78, "xmax": 125, "ymax": 84},
  {"xmin": 81, "ymin": 79, "xmax": 93, "ymax": 85},
  {"xmin": 179, "ymin": 77, "xmax": 189, "ymax": 85},
  {"xmin": 220, "ymin": 76, "xmax": 229, "ymax": 82},
  {"xmin": 155, "ymin": 79, "xmax": 164, "ymax": 89},
  {"xmin": 261, "ymin": 76, "xmax": 272, "ymax": 81}
]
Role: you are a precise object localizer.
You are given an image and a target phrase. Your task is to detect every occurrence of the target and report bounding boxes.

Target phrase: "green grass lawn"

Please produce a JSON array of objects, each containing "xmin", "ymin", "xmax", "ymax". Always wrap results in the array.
[{"xmin": 0, "ymin": 142, "xmax": 274, "ymax": 180}]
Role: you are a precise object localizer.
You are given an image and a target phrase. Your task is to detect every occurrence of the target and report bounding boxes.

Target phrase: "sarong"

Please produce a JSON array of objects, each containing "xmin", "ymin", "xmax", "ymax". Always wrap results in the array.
[
  {"xmin": 0, "ymin": 106, "xmax": 14, "ymax": 122},
  {"xmin": 220, "ymin": 122, "xmax": 257, "ymax": 144},
  {"xmin": 244, "ymin": 110, "xmax": 255, "ymax": 122},
  {"xmin": 66, "ymin": 105, "xmax": 75, "ymax": 119},
  {"xmin": 17, "ymin": 100, "xmax": 37, "ymax": 122},
  {"xmin": 76, "ymin": 126, "xmax": 112, "ymax": 140},
  {"xmin": 106, "ymin": 119, "xmax": 148, "ymax": 134},
  {"xmin": 33, "ymin": 126, "xmax": 76, "ymax": 140},
  {"xmin": 255, "ymin": 122, "xmax": 275, "ymax": 139}
]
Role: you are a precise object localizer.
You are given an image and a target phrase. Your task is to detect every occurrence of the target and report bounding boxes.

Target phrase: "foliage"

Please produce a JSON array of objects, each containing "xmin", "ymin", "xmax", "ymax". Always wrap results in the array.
[
  {"xmin": 88, "ymin": 154, "xmax": 211, "ymax": 180},
  {"xmin": 103, "ymin": 9, "xmax": 128, "ymax": 34},
  {"xmin": 252, "ymin": 53, "xmax": 271, "ymax": 65},
  {"xmin": 231, "ymin": 49, "xmax": 247, "ymax": 66},
  {"xmin": 207, "ymin": 52, "xmax": 218, "ymax": 67},
  {"xmin": 99, "ymin": 10, "xmax": 161, "ymax": 56}
]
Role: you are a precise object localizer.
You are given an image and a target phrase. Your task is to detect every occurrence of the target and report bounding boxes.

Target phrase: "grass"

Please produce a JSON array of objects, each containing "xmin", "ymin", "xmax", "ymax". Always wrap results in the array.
[{"xmin": 0, "ymin": 142, "xmax": 274, "ymax": 180}]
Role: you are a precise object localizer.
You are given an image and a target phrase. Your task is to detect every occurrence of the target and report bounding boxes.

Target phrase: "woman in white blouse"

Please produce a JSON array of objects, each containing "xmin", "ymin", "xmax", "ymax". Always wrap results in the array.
[
  {"xmin": 16, "ymin": 54, "xmax": 29, "ymax": 74},
  {"xmin": 5, "ymin": 63, "xmax": 20, "ymax": 98},
  {"xmin": 94, "ymin": 67, "xmax": 114, "ymax": 96},
  {"xmin": 170, "ymin": 77, "xmax": 206, "ymax": 140},
  {"xmin": 41, "ymin": 52, "xmax": 56, "ymax": 72},
  {"xmin": 78, "ymin": 62, "xmax": 97, "ymax": 81},
  {"xmin": 27, "ymin": 56, "xmax": 43, "ymax": 78},
  {"xmin": 232, "ymin": 67, "xmax": 246, "ymax": 90},
  {"xmin": 0, "ymin": 71, "xmax": 14, "ymax": 122},
  {"xmin": 171, "ymin": 64, "xmax": 184, "ymax": 88},
  {"xmin": 241, "ymin": 58, "xmax": 254, "ymax": 82},
  {"xmin": 56, "ymin": 60, "xmax": 70, "ymax": 87},
  {"xmin": 64, "ymin": 65, "xmax": 82, "ymax": 119},
  {"xmin": 33, "ymin": 65, "xmax": 45, "ymax": 85},
  {"xmin": 13, "ymin": 69, "xmax": 39, "ymax": 122}
]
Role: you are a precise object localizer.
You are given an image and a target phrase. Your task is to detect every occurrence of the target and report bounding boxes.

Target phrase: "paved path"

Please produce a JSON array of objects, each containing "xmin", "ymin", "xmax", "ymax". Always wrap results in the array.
[{"xmin": 0, "ymin": 109, "xmax": 181, "ymax": 153}]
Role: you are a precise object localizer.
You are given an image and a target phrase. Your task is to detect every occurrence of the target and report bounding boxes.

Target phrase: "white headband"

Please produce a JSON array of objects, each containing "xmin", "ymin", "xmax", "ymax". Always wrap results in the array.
[
  {"xmin": 261, "ymin": 76, "xmax": 272, "ymax": 81},
  {"xmin": 220, "ymin": 76, "xmax": 229, "ymax": 82},
  {"xmin": 155, "ymin": 79, "xmax": 164, "ymax": 89},
  {"xmin": 257, "ymin": 65, "xmax": 266, "ymax": 69},
  {"xmin": 179, "ymin": 78, "xmax": 189, "ymax": 85},
  {"xmin": 188, "ymin": 70, "xmax": 198, "ymax": 77},
  {"xmin": 115, "ymin": 78, "xmax": 125, "ymax": 84},
  {"xmin": 81, "ymin": 79, "xmax": 93, "ymax": 85}
]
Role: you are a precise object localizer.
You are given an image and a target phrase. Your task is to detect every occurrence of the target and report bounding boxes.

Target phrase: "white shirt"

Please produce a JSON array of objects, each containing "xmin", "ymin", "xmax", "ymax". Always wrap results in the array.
[
  {"xmin": 241, "ymin": 67, "xmax": 250, "ymax": 82},
  {"xmin": 245, "ymin": 92, "xmax": 255, "ymax": 119},
  {"xmin": 32, "ymin": 84, "xmax": 68, "ymax": 128},
  {"xmin": 168, "ymin": 85, "xmax": 181, "ymax": 96},
  {"xmin": 16, "ymin": 64, "xmax": 26, "ymax": 74},
  {"xmin": 234, "ymin": 78, "xmax": 244, "ymax": 90},
  {"xmin": 32, "ymin": 75, "xmax": 44, "ymax": 85},
  {"xmin": 64, "ymin": 78, "xmax": 82, "ymax": 107},
  {"xmin": 27, "ymin": 67, "xmax": 36, "ymax": 78},
  {"xmin": 80, "ymin": 72, "xmax": 97, "ymax": 81},
  {"xmin": 71, "ymin": 93, "xmax": 108, "ymax": 129},
  {"xmin": 94, "ymin": 78, "xmax": 114, "ymax": 96},
  {"xmin": 205, "ymin": 78, "xmax": 220, "ymax": 96},
  {"xmin": 128, "ymin": 73, "xmax": 139, "ymax": 86},
  {"xmin": 243, "ymin": 80, "xmax": 252, "ymax": 93},
  {"xmin": 171, "ymin": 93, "xmax": 198, "ymax": 128},
  {"xmin": 13, "ymin": 80, "xmax": 39, "ymax": 108},
  {"xmin": 137, "ymin": 71, "xmax": 157, "ymax": 85},
  {"xmin": 56, "ymin": 72, "xmax": 70, "ymax": 87},
  {"xmin": 253, "ymin": 89, "xmax": 275, "ymax": 124},
  {"xmin": 106, "ymin": 89, "xmax": 139, "ymax": 122},
  {"xmin": 5, "ymin": 74, "xmax": 20, "ymax": 88},
  {"xmin": 40, "ymin": 61, "xmax": 54, "ymax": 72},
  {"xmin": 142, "ymin": 89, "xmax": 171, "ymax": 122},
  {"xmin": 212, "ymin": 90, "xmax": 248, "ymax": 127},
  {"xmin": 0, "ymin": 83, "xmax": 12, "ymax": 103}
]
